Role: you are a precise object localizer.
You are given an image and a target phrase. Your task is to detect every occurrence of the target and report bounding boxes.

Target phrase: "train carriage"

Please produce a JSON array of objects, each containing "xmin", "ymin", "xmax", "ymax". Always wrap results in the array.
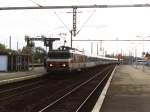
[{"xmin": 45, "ymin": 46, "xmax": 118, "ymax": 73}]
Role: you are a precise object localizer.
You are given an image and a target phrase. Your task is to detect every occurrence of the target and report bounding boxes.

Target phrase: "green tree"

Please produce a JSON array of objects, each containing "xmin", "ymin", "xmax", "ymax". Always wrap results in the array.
[
  {"xmin": 22, "ymin": 46, "xmax": 32, "ymax": 63},
  {"xmin": 22, "ymin": 46, "xmax": 46, "ymax": 63},
  {"xmin": 22, "ymin": 46, "xmax": 32, "ymax": 54},
  {"xmin": 0, "ymin": 43, "xmax": 9, "ymax": 53},
  {"xmin": 34, "ymin": 47, "xmax": 46, "ymax": 63},
  {"xmin": 0, "ymin": 43, "xmax": 18, "ymax": 54}
]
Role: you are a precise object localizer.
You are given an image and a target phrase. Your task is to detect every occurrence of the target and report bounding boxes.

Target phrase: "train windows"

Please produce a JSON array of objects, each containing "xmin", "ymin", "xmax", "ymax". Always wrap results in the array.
[
  {"xmin": 48, "ymin": 52, "xmax": 70, "ymax": 59},
  {"xmin": 72, "ymin": 54, "xmax": 75, "ymax": 62},
  {"xmin": 75, "ymin": 54, "xmax": 79, "ymax": 62}
]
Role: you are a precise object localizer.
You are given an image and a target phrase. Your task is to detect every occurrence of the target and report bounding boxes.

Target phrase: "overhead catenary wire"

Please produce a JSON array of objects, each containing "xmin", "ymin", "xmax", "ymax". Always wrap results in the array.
[
  {"xmin": 72, "ymin": 39, "xmax": 150, "ymax": 41},
  {"xmin": 76, "ymin": 9, "xmax": 96, "ymax": 35},
  {"xmin": 28, "ymin": 0, "xmax": 71, "ymax": 33},
  {"xmin": 27, "ymin": 0, "xmax": 42, "ymax": 7},
  {"xmin": 54, "ymin": 12, "xmax": 71, "ymax": 33}
]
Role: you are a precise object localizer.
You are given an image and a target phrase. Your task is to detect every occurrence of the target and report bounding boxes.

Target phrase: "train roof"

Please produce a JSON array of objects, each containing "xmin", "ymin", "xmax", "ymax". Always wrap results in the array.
[
  {"xmin": 49, "ymin": 46, "xmax": 118, "ymax": 61},
  {"xmin": 87, "ymin": 55, "xmax": 118, "ymax": 61},
  {"xmin": 49, "ymin": 46, "xmax": 84, "ymax": 55}
]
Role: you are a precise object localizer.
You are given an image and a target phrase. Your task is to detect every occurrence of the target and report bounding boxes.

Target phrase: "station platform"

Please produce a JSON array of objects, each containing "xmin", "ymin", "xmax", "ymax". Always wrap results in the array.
[
  {"xmin": 100, "ymin": 65, "xmax": 150, "ymax": 112},
  {"xmin": 0, "ymin": 67, "xmax": 46, "ymax": 85}
]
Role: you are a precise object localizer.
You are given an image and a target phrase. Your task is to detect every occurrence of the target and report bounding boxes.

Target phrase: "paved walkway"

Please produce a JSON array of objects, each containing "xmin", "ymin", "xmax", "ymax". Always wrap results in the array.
[
  {"xmin": 100, "ymin": 65, "xmax": 150, "ymax": 112},
  {"xmin": 0, "ymin": 67, "xmax": 46, "ymax": 85}
]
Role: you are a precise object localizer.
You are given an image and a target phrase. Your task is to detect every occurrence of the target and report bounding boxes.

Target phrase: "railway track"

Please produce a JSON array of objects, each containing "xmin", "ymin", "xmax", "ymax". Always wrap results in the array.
[
  {"xmin": 0, "ymin": 78, "xmax": 50, "ymax": 100},
  {"xmin": 0, "ymin": 64, "xmax": 115, "ymax": 112},
  {"xmin": 39, "ymin": 65, "xmax": 114, "ymax": 112}
]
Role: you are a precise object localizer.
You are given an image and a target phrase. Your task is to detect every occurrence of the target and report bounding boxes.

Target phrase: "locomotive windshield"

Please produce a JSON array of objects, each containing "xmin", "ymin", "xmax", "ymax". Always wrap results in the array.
[{"xmin": 48, "ymin": 52, "xmax": 71, "ymax": 59}]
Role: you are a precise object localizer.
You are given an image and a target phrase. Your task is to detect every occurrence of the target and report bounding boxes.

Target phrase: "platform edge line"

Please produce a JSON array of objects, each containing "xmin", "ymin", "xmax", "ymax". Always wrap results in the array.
[{"xmin": 91, "ymin": 65, "xmax": 117, "ymax": 112}]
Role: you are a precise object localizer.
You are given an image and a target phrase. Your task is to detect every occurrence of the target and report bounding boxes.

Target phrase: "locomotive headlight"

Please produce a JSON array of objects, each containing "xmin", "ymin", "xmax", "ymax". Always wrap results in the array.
[
  {"xmin": 62, "ymin": 64, "xmax": 66, "ymax": 67},
  {"xmin": 49, "ymin": 64, "xmax": 53, "ymax": 67}
]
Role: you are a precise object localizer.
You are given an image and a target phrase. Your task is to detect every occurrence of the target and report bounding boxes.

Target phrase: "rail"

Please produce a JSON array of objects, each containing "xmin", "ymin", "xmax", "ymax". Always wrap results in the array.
[{"xmin": 39, "ymin": 65, "xmax": 114, "ymax": 112}]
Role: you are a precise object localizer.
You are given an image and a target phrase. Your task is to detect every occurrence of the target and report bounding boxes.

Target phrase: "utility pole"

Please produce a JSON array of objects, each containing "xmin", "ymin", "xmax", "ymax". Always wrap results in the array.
[
  {"xmin": 91, "ymin": 42, "xmax": 93, "ymax": 55},
  {"xmin": 9, "ymin": 36, "xmax": 11, "ymax": 50},
  {"xmin": 100, "ymin": 40, "xmax": 102, "ymax": 50},
  {"xmin": 70, "ymin": 30, "xmax": 73, "ymax": 48},
  {"xmin": 17, "ymin": 41, "xmax": 18, "ymax": 51},
  {"xmin": 97, "ymin": 42, "xmax": 98, "ymax": 55}
]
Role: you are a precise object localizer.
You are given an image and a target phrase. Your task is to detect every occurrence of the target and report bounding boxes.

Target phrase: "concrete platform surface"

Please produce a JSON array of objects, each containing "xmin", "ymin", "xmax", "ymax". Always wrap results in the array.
[
  {"xmin": 0, "ymin": 67, "xmax": 46, "ymax": 85},
  {"xmin": 100, "ymin": 65, "xmax": 150, "ymax": 112}
]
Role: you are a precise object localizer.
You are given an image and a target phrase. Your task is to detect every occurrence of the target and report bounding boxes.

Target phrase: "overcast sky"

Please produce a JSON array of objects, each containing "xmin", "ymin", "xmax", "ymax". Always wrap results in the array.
[{"xmin": 0, "ymin": 0, "xmax": 150, "ymax": 57}]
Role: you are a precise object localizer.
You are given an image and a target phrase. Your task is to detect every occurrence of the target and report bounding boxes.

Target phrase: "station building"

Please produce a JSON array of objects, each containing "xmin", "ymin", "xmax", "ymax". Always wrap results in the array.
[{"xmin": 0, "ymin": 51, "xmax": 29, "ymax": 72}]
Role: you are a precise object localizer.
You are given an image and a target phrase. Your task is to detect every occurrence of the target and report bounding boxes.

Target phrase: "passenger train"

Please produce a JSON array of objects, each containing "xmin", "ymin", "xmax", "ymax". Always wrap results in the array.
[{"xmin": 45, "ymin": 46, "xmax": 118, "ymax": 72}]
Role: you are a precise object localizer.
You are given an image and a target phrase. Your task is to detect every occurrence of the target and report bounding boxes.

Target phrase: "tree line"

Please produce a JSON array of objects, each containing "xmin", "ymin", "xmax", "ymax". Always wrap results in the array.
[{"xmin": 0, "ymin": 43, "xmax": 46, "ymax": 64}]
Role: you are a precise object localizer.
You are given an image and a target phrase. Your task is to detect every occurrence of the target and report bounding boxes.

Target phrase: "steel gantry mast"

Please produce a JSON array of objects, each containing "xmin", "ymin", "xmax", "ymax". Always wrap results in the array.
[{"xmin": 70, "ymin": 8, "xmax": 77, "ymax": 48}]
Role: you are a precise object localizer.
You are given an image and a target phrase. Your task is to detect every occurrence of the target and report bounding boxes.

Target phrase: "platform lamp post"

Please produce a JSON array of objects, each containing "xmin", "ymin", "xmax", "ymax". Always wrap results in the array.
[
  {"xmin": 136, "ymin": 35, "xmax": 150, "ymax": 71},
  {"xmin": 134, "ymin": 44, "xmax": 140, "ymax": 69},
  {"xmin": 130, "ymin": 42, "xmax": 141, "ymax": 68}
]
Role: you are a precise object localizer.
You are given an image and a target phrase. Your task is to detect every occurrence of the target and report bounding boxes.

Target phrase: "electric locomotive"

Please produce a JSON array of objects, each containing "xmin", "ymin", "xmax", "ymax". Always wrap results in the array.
[
  {"xmin": 45, "ymin": 46, "xmax": 118, "ymax": 72},
  {"xmin": 46, "ymin": 46, "xmax": 86, "ymax": 72}
]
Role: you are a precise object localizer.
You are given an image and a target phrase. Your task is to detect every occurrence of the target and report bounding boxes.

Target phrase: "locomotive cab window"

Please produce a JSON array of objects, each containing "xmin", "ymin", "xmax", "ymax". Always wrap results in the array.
[{"xmin": 48, "ymin": 52, "xmax": 70, "ymax": 59}]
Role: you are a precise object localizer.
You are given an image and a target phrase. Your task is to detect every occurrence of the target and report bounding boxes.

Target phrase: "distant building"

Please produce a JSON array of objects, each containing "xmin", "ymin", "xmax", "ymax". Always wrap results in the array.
[{"xmin": 145, "ymin": 52, "xmax": 150, "ymax": 60}]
